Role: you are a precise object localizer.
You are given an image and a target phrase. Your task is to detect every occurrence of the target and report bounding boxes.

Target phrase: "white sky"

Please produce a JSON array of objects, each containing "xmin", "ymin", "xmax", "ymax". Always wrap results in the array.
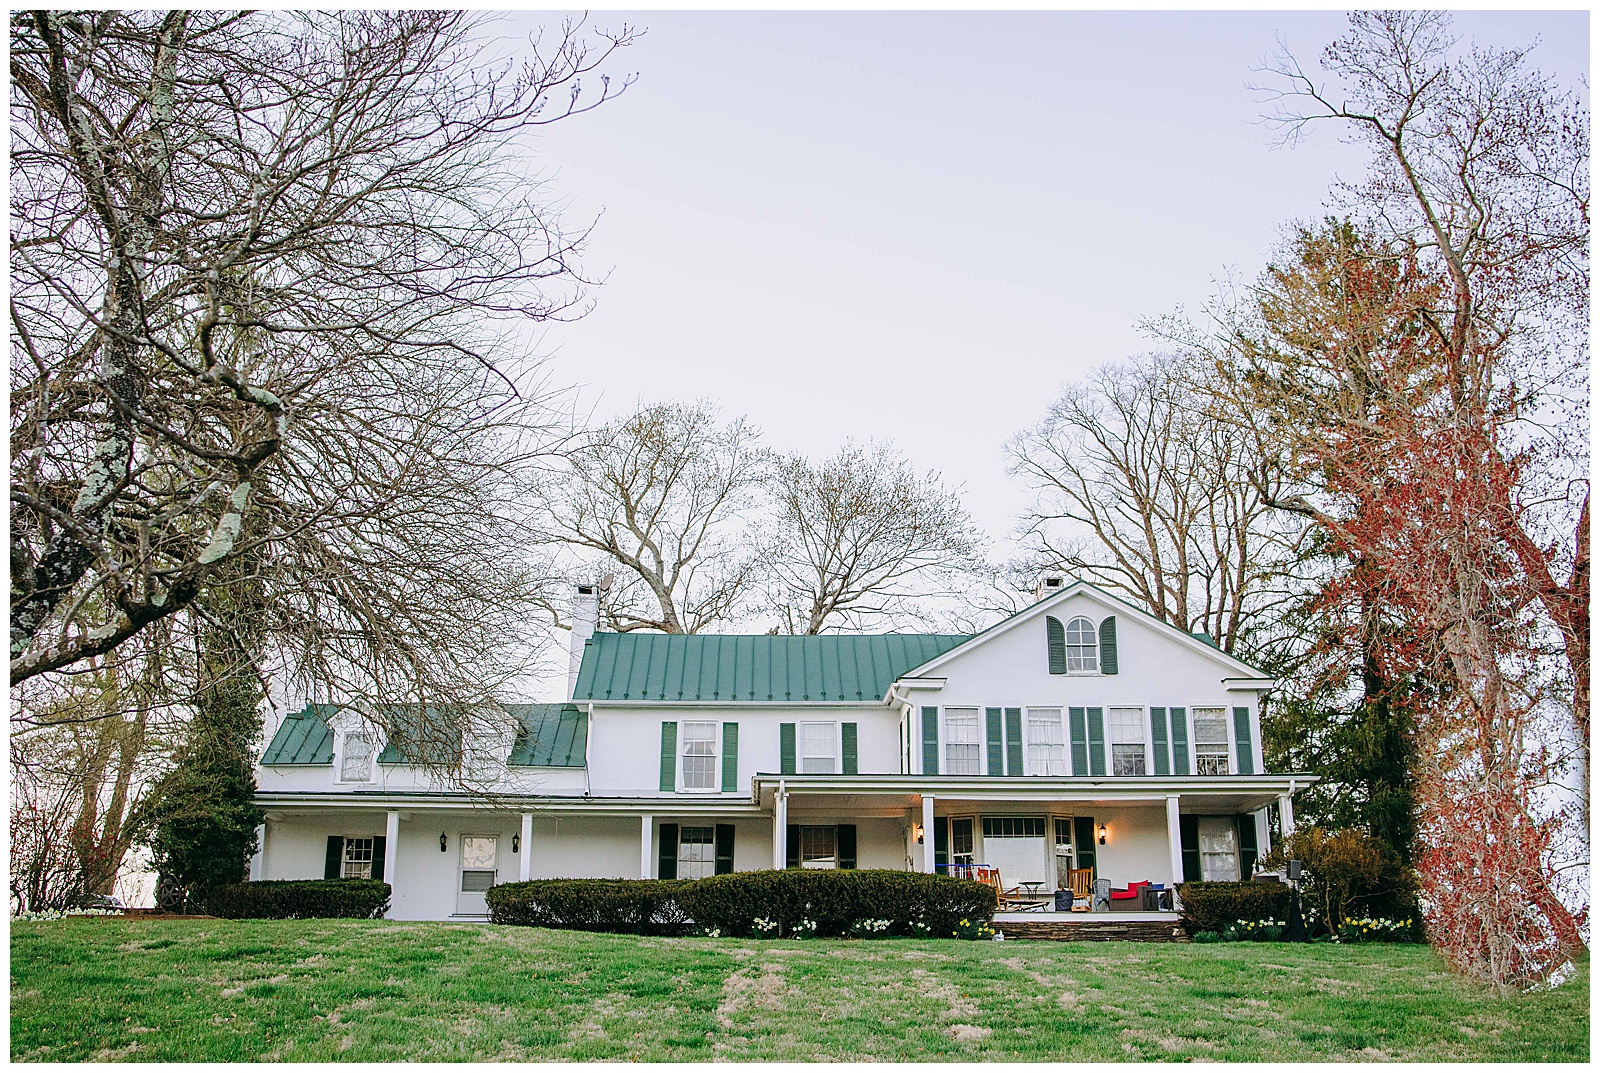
[{"xmin": 478, "ymin": 9, "xmax": 1589, "ymax": 697}]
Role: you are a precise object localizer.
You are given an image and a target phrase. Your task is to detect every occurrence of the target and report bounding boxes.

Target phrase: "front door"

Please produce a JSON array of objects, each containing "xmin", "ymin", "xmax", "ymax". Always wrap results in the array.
[{"xmin": 458, "ymin": 834, "xmax": 498, "ymax": 916}]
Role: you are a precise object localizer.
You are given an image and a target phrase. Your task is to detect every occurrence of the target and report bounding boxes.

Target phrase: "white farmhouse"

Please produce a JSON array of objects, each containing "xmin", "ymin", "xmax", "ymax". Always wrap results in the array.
[{"xmin": 252, "ymin": 579, "xmax": 1314, "ymax": 922}]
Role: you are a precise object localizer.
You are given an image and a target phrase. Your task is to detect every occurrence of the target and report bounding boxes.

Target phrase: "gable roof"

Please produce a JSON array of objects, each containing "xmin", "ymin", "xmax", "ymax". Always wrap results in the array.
[
  {"xmin": 572, "ymin": 632, "xmax": 972, "ymax": 703},
  {"xmin": 898, "ymin": 579, "xmax": 1272, "ymax": 683},
  {"xmin": 507, "ymin": 703, "xmax": 587, "ymax": 767},
  {"xmin": 260, "ymin": 704, "xmax": 336, "ymax": 765},
  {"xmin": 375, "ymin": 705, "xmax": 464, "ymax": 767}
]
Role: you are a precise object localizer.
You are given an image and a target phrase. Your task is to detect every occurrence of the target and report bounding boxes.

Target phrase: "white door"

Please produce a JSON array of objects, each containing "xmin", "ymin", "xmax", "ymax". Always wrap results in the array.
[
  {"xmin": 458, "ymin": 834, "xmax": 498, "ymax": 916},
  {"xmin": 981, "ymin": 817, "xmax": 1049, "ymax": 886}
]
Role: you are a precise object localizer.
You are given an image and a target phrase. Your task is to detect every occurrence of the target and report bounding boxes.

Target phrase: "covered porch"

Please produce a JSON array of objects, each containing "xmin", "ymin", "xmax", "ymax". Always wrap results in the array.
[{"xmin": 753, "ymin": 773, "xmax": 1307, "ymax": 911}]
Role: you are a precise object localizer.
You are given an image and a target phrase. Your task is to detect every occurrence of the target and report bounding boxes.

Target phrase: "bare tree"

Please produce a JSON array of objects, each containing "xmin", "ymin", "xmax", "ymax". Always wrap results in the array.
[
  {"xmin": 536, "ymin": 400, "xmax": 768, "ymax": 634},
  {"xmin": 10, "ymin": 11, "xmax": 636, "ymax": 722},
  {"xmin": 762, "ymin": 441, "xmax": 981, "ymax": 634},
  {"xmin": 1007, "ymin": 353, "xmax": 1309, "ymax": 656}
]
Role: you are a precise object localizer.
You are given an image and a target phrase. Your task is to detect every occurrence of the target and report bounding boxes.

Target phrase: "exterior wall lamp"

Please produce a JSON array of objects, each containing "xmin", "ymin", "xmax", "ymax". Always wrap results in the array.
[
  {"xmin": 1098, "ymin": 823, "xmax": 1108, "ymax": 845},
  {"xmin": 512, "ymin": 832, "xmax": 520, "ymax": 854},
  {"xmin": 914, "ymin": 824, "xmax": 924, "ymax": 845},
  {"xmin": 439, "ymin": 832, "xmax": 448, "ymax": 853}
]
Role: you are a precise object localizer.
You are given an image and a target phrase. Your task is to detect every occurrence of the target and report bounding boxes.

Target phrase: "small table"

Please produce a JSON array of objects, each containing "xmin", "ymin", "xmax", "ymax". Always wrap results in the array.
[{"xmin": 1018, "ymin": 881, "xmax": 1047, "ymax": 910}]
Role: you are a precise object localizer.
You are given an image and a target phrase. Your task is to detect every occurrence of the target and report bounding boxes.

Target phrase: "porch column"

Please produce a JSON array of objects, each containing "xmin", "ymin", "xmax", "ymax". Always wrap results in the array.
[
  {"xmin": 383, "ymin": 810, "xmax": 399, "ymax": 887},
  {"xmin": 519, "ymin": 812, "xmax": 534, "ymax": 882},
  {"xmin": 921, "ymin": 794, "xmax": 935, "ymax": 874},
  {"xmin": 640, "ymin": 813, "xmax": 653, "ymax": 879},
  {"xmin": 1278, "ymin": 792, "xmax": 1296, "ymax": 839},
  {"xmin": 1165, "ymin": 795, "xmax": 1183, "ymax": 886},
  {"xmin": 249, "ymin": 823, "xmax": 266, "ymax": 881},
  {"xmin": 773, "ymin": 788, "xmax": 788, "ymax": 869}
]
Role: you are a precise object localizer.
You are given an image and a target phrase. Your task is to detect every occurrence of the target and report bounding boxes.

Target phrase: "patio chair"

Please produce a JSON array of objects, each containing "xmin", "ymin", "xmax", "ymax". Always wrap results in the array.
[
  {"xmin": 1092, "ymin": 877, "xmax": 1112, "ymax": 912},
  {"xmin": 1067, "ymin": 868, "xmax": 1093, "ymax": 912},
  {"xmin": 1108, "ymin": 880, "xmax": 1152, "ymax": 909}
]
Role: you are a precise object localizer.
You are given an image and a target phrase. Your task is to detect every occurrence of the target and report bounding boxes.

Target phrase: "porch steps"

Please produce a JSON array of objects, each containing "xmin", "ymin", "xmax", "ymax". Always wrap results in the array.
[{"xmin": 996, "ymin": 919, "xmax": 1189, "ymax": 943}]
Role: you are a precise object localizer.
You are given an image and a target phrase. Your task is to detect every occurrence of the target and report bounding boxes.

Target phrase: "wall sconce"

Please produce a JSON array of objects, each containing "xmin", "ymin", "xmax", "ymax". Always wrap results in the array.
[
  {"xmin": 1097, "ymin": 823, "xmax": 1108, "ymax": 846},
  {"xmin": 439, "ymin": 832, "xmax": 448, "ymax": 853},
  {"xmin": 512, "ymin": 832, "xmax": 520, "ymax": 854},
  {"xmin": 914, "ymin": 824, "xmax": 925, "ymax": 845}
]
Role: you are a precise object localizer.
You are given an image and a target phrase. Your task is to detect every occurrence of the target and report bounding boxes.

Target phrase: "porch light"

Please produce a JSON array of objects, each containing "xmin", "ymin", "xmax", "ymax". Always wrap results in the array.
[
  {"xmin": 440, "ymin": 832, "xmax": 448, "ymax": 852},
  {"xmin": 512, "ymin": 832, "xmax": 520, "ymax": 854},
  {"xmin": 914, "ymin": 824, "xmax": 924, "ymax": 845},
  {"xmin": 1097, "ymin": 823, "xmax": 1107, "ymax": 845}
]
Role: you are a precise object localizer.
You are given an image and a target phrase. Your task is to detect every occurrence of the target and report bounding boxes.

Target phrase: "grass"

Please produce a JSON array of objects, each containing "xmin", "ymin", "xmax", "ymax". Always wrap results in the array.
[{"xmin": 10, "ymin": 918, "xmax": 1589, "ymax": 1062}]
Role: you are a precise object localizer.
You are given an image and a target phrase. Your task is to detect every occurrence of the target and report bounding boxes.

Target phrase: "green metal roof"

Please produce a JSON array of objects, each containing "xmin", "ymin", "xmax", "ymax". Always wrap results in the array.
[
  {"xmin": 374, "ymin": 706, "xmax": 463, "ymax": 767},
  {"xmin": 506, "ymin": 704, "xmax": 587, "ymax": 767},
  {"xmin": 260, "ymin": 704, "xmax": 336, "ymax": 765},
  {"xmin": 571, "ymin": 632, "xmax": 972, "ymax": 703}
]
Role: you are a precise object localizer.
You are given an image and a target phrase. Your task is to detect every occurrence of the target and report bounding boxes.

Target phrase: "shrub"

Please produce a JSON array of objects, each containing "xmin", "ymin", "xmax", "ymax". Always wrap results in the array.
[
  {"xmin": 486, "ymin": 879, "xmax": 692, "ymax": 935},
  {"xmin": 1260, "ymin": 827, "xmax": 1420, "ymax": 934},
  {"xmin": 200, "ymin": 879, "xmax": 390, "ymax": 919},
  {"xmin": 1177, "ymin": 882, "xmax": 1292, "ymax": 937},
  {"xmin": 678, "ymin": 869, "xmax": 995, "ymax": 939},
  {"xmin": 1191, "ymin": 930, "xmax": 1222, "ymax": 943}
]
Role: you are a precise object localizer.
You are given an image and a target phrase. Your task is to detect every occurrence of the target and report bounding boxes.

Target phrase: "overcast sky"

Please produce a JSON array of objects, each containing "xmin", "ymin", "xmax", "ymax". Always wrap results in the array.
[{"xmin": 480, "ymin": 9, "xmax": 1588, "ymax": 695}]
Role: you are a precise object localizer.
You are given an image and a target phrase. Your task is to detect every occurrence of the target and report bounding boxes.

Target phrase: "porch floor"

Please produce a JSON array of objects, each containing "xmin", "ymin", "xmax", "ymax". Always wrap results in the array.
[{"xmin": 993, "ymin": 910, "xmax": 1181, "ymax": 923}]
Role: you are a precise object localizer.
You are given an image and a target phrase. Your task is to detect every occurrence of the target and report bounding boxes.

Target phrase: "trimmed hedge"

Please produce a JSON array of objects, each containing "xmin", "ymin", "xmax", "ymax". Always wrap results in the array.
[
  {"xmin": 200, "ymin": 879, "xmax": 391, "ymax": 919},
  {"xmin": 1177, "ymin": 881, "xmax": 1292, "ymax": 936},
  {"xmin": 678, "ymin": 869, "xmax": 996, "ymax": 939},
  {"xmin": 486, "ymin": 879, "xmax": 693, "ymax": 935}
]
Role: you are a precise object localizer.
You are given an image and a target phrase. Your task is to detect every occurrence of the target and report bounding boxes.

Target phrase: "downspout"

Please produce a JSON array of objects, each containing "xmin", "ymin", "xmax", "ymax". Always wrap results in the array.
[{"xmin": 583, "ymin": 702, "xmax": 595, "ymax": 797}]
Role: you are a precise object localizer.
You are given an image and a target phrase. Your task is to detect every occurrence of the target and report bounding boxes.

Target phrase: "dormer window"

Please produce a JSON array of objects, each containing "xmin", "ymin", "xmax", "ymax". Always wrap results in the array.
[{"xmin": 341, "ymin": 732, "xmax": 374, "ymax": 782}]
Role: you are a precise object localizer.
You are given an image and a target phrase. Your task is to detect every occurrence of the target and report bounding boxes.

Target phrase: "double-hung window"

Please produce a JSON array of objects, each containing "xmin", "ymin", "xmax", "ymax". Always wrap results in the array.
[
  {"xmin": 341, "ymin": 733, "xmax": 374, "ymax": 782},
  {"xmin": 943, "ymin": 708, "xmax": 981, "ymax": 775},
  {"xmin": 1026, "ymin": 708, "xmax": 1067, "ymax": 775},
  {"xmin": 1198, "ymin": 816, "xmax": 1240, "ymax": 881},
  {"xmin": 678, "ymin": 826, "xmax": 716, "ymax": 879},
  {"xmin": 1109, "ymin": 707, "xmax": 1147, "ymax": 775},
  {"xmin": 799, "ymin": 825, "xmax": 837, "ymax": 868},
  {"xmin": 681, "ymin": 721, "xmax": 717, "ymax": 790},
  {"xmin": 801, "ymin": 722, "xmax": 837, "ymax": 774},
  {"xmin": 1063, "ymin": 616, "xmax": 1098, "ymax": 671},
  {"xmin": 342, "ymin": 837, "xmax": 374, "ymax": 879},
  {"xmin": 1192, "ymin": 708, "xmax": 1230, "ymax": 775}
]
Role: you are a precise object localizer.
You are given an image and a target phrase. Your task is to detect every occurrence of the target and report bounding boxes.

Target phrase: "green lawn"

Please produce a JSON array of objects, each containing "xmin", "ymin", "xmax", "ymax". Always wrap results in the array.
[{"xmin": 10, "ymin": 918, "xmax": 1589, "ymax": 1062}]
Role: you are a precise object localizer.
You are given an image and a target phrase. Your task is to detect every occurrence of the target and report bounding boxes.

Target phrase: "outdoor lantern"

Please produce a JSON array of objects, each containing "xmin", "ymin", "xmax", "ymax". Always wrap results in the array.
[
  {"xmin": 1097, "ymin": 823, "xmax": 1107, "ymax": 845},
  {"xmin": 439, "ymin": 832, "xmax": 448, "ymax": 852},
  {"xmin": 512, "ymin": 832, "xmax": 520, "ymax": 854},
  {"xmin": 914, "ymin": 824, "xmax": 924, "ymax": 845}
]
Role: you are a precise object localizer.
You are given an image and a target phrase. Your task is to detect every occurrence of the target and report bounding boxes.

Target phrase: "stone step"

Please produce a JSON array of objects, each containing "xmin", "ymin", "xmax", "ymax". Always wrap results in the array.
[{"xmin": 996, "ymin": 919, "xmax": 1189, "ymax": 943}]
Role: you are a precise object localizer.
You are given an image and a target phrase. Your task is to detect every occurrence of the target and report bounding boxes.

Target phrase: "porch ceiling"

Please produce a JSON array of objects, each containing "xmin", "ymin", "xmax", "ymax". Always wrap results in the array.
[{"xmin": 755, "ymin": 773, "xmax": 1313, "ymax": 815}]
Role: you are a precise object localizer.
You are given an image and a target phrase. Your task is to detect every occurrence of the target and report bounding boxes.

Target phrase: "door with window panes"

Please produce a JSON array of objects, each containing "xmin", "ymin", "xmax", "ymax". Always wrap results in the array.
[{"xmin": 457, "ymin": 834, "xmax": 498, "ymax": 915}]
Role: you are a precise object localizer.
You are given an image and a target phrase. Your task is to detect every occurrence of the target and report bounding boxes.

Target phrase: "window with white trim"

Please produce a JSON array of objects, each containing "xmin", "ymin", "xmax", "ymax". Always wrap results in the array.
[
  {"xmin": 681, "ymin": 721, "xmax": 717, "ymax": 789},
  {"xmin": 1192, "ymin": 708, "xmax": 1230, "ymax": 775},
  {"xmin": 341, "ymin": 733, "xmax": 374, "ymax": 782},
  {"xmin": 951, "ymin": 817, "xmax": 975, "ymax": 863},
  {"xmin": 1026, "ymin": 708, "xmax": 1067, "ymax": 775},
  {"xmin": 342, "ymin": 837, "xmax": 374, "ymax": 879},
  {"xmin": 1063, "ymin": 616, "xmax": 1098, "ymax": 671},
  {"xmin": 1109, "ymin": 707, "xmax": 1147, "ymax": 776},
  {"xmin": 678, "ymin": 826, "xmax": 716, "ymax": 880},
  {"xmin": 943, "ymin": 708, "xmax": 981, "ymax": 775},
  {"xmin": 801, "ymin": 721, "xmax": 837, "ymax": 774},
  {"xmin": 1198, "ymin": 816, "xmax": 1240, "ymax": 881},
  {"xmin": 799, "ymin": 825, "xmax": 836, "ymax": 869}
]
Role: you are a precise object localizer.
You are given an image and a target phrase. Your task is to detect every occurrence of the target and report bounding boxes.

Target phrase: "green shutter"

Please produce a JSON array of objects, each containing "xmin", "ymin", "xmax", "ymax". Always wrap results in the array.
[
  {"xmin": 1238, "ymin": 814, "xmax": 1258, "ymax": 878},
  {"xmin": 1233, "ymin": 706, "xmax": 1255, "ymax": 775},
  {"xmin": 1073, "ymin": 816, "xmax": 1097, "ymax": 877},
  {"xmin": 714, "ymin": 823, "xmax": 735, "ymax": 875},
  {"xmin": 659, "ymin": 722, "xmax": 678, "ymax": 791},
  {"xmin": 1098, "ymin": 617, "xmax": 1118, "ymax": 674},
  {"xmin": 1046, "ymin": 616, "xmax": 1066, "ymax": 674},
  {"xmin": 371, "ymin": 836, "xmax": 387, "ymax": 884},
  {"xmin": 1087, "ymin": 707, "xmax": 1105, "ymax": 776},
  {"xmin": 324, "ymin": 836, "xmax": 343, "ymax": 880},
  {"xmin": 1169, "ymin": 708, "xmax": 1189, "ymax": 775},
  {"xmin": 1150, "ymin": 707, "xmax": 1170, "ymax": 776},
  {"xmin": 658, "ymin": 823, "xmax": 678, "ymax": 879},
  {"xmin": 722, "ymin": 722, "xmax": 740, "ymax": 791},
  {"xmin": 780, "ymin": 723, "xmax": 796, "ymax": 775},
  {"xmin": 1068, "ymin": 707, "xmax": 1088, "ymax": 775},
  {"xmin": 786, "ymin": 824, "xmax": 801, "ymax": 869},
  {"xmin": 934, "ymin": 815, "xmax": 949, "ymax": 869},
  {"xmin": 1005, "ymin": 708, "xmax": 1023, "ymax": 776},
  {"xmin": 841, "ymin": 722, "xmax": 858, "ymax": 776},
  {"xmin": 837, "ymin": 824, "xmax": 857, "ymax": 869},
  {"xmin": 1179, "ymin": 815, "xmax": 1201, "ymax": 882},
  {"xmin": 921, "ymin": 707, "xmax": 939, "ymax": 775},
  {"xmin": 985, "ymin": 708, "xmax": 1003, "ymax": 775}
]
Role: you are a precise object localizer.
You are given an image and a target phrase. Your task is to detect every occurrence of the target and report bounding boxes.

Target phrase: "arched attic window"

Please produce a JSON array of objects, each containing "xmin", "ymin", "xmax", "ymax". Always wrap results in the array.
[{"xmin": 1063, "ymin": 616, "xmax": 1098, "ymax": 671}]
